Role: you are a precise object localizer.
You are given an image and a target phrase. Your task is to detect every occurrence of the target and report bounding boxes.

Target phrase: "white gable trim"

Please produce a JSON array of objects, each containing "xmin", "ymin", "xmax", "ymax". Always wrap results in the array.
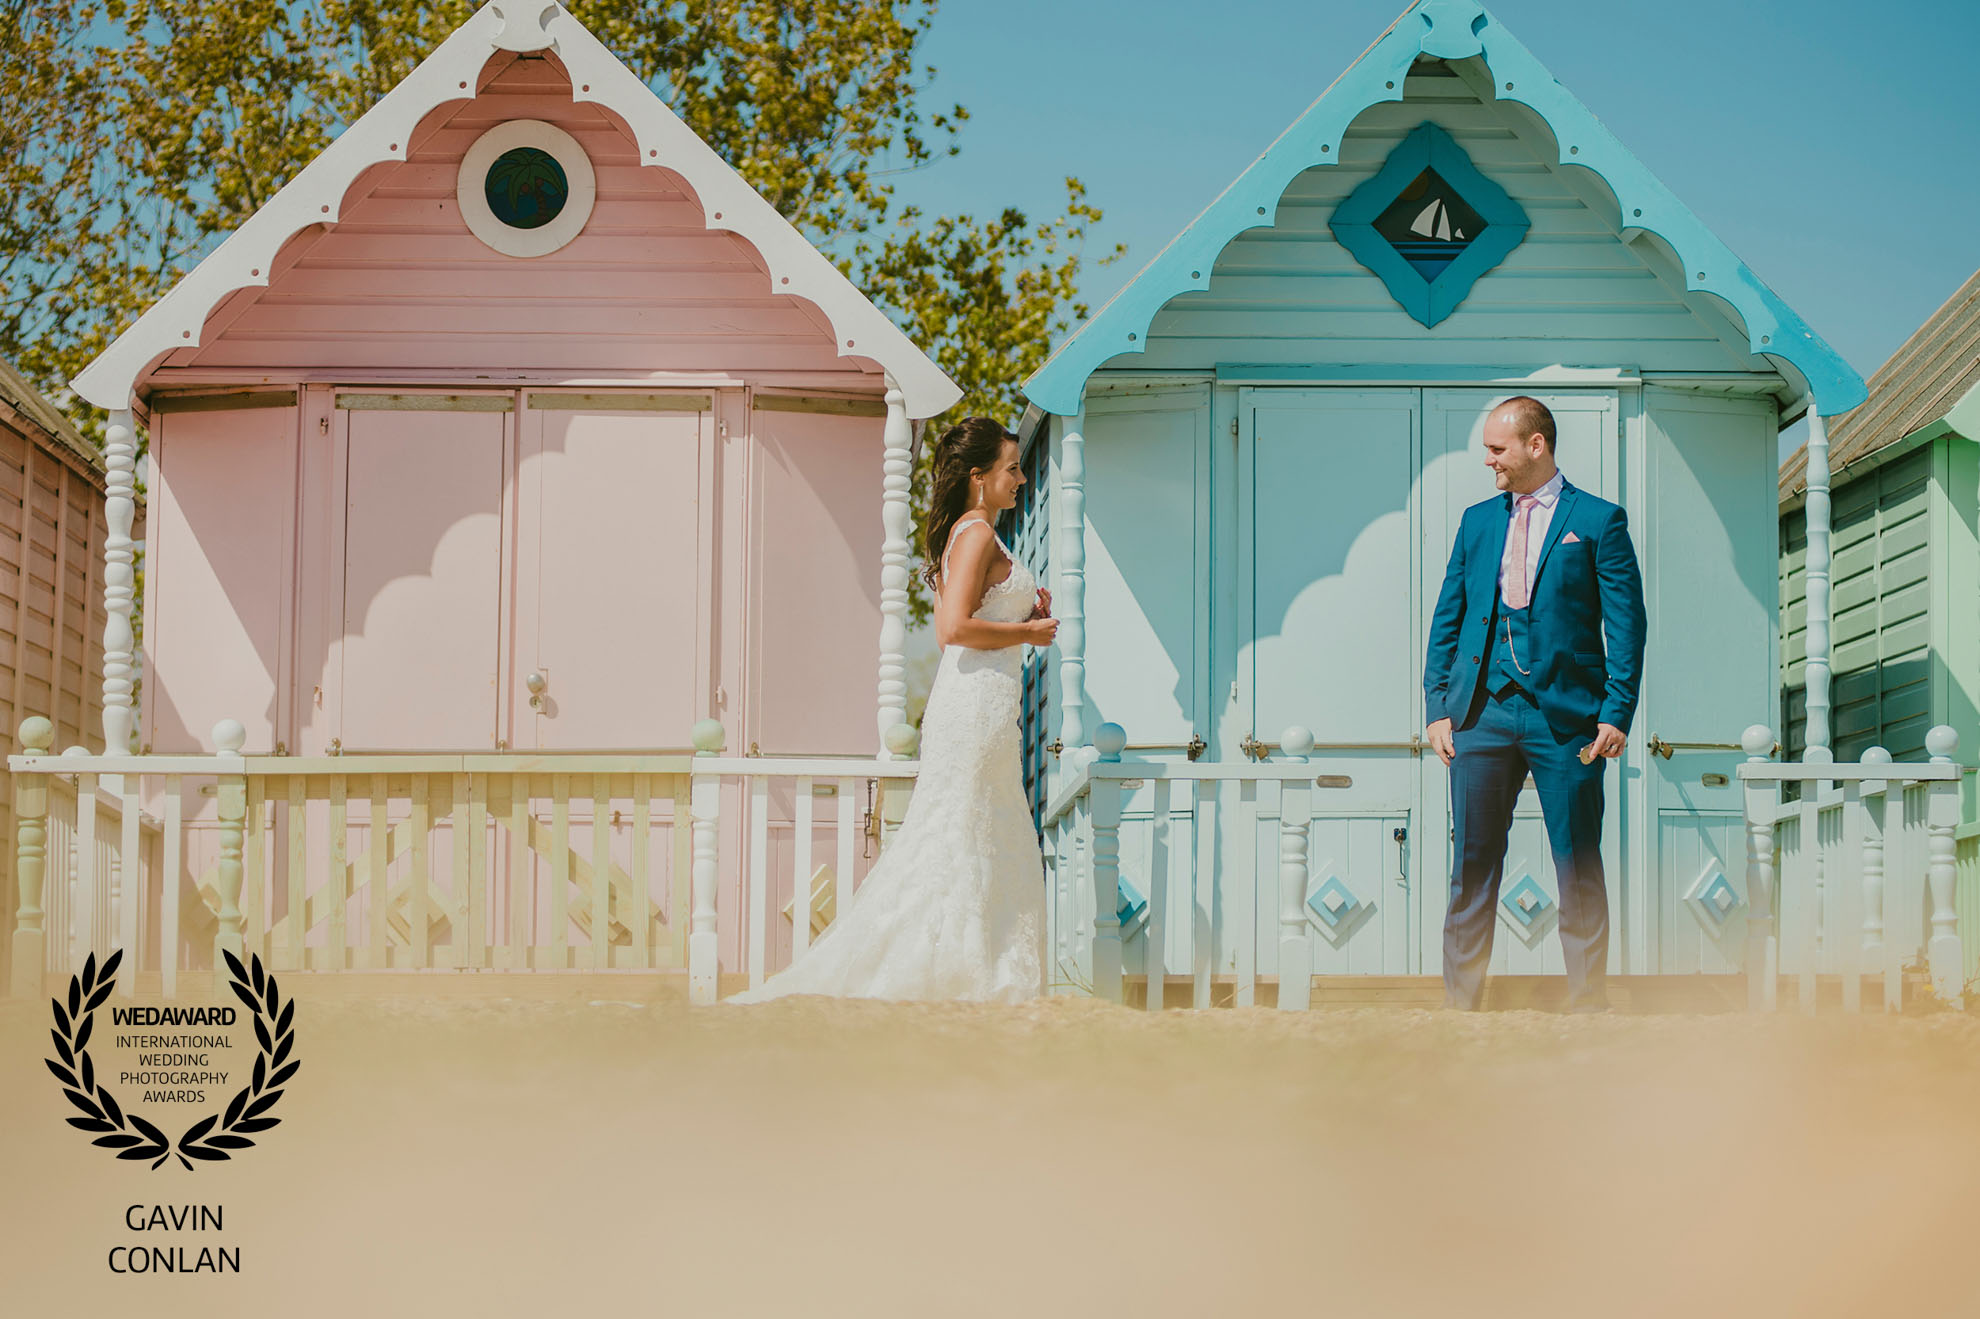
[{"xmin": 71, "ymin": 1, "xmax": 960, "ymax": 418}]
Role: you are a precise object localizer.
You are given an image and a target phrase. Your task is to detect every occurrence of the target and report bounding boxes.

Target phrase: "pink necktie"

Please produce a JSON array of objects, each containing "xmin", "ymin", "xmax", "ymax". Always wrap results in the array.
[{"xmin": 1503, "ymin": 494, "xmax": 1538, "ymax": 609}]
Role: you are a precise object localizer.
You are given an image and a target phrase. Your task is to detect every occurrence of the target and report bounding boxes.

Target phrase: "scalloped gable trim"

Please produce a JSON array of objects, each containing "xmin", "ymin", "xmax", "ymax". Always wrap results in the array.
[
  {"xmin": 1022, "ymin": 0, "xmax": 1865, "ymax": 418},
  {"xmin": 70, "ymin": 1, "xmax": 960, "ymax": 419}
]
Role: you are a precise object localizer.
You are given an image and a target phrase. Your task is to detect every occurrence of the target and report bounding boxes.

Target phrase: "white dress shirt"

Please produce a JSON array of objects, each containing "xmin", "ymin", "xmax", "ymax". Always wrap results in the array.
[{"xmin": 1498, "ymin": 468, "xmax": 1565, "ymax": 603}]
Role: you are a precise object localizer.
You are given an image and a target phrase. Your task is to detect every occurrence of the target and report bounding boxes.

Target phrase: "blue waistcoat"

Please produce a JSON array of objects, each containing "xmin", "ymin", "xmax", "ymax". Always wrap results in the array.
[{"xmin": 1423, "ymin": 479, "xmax": 1648, "ymax": 737}]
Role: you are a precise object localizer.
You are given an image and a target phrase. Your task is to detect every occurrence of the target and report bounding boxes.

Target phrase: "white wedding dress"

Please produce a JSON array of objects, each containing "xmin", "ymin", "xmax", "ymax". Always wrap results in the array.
[{"xmin": 724, "ymin": 518, "xmax": 1047, "ymax": 1004}]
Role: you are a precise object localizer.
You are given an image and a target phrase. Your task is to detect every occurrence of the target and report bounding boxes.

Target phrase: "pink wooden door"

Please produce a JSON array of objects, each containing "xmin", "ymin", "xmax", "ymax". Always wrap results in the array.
[
  {"xmin": 336, "ymin": 400, "xmax": 507, "ymax": 750},
  {"xmin": 511, "ymin": 394, "xmax": 709, "ymax": 750}
]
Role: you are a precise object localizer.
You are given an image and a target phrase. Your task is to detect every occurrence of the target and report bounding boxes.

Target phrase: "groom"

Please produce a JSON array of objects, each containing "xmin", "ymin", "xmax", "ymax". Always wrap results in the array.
[{"xmin": 1423, "ymin": 397, "xmax": 1646, "ymax": 1012}]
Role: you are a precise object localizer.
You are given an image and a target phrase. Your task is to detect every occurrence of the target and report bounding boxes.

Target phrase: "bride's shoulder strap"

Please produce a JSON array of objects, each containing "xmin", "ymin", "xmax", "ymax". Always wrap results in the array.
[{"xmin": 941, "ymin": 516, "xmax": 994, "ymax": 575}]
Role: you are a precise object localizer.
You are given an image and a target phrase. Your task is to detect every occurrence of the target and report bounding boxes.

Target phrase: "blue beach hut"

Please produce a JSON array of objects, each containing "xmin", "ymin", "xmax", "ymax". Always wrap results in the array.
[{"xmin": 1011, "ymin": 0, "xmax": 1867, "ymax": 1003}]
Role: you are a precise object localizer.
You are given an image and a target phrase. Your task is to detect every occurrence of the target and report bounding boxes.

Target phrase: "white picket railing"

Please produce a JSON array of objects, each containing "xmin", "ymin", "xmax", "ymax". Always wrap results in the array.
[
  {"xmin": 1042, "ymin": 722, "xmax": 1333, "ymax": 1011},
  {"xmin": 1738, "ymin": 724, "xmax": 1967, "ymax": 1012},
  {"xmin": 7, "ymin": 714, "xmax": 918, "ymax": 1002},
  {"xmin": 11, "ymin": 751, "xmax": 167, "ymax": 989},
  {"xmin": 683, "ymin": 719, "xmax": 919, "ymax": 1003}
]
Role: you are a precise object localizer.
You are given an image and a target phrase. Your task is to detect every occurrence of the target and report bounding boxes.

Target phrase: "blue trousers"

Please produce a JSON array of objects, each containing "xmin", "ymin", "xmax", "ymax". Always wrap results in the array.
[{"xmin": 1443, "ymin": 685, "xmax": 1610, "ymax": 1011}]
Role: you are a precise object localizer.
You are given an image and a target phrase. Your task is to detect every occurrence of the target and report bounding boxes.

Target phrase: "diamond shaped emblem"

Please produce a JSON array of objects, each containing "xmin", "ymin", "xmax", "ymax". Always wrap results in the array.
[
  {"xmin": 1495, "ymin": 872, "xmax": 1560, "ymax": 949},
  {"xmin": 1303, "ymin": 870, "xmax": 1375, "ymax": 946},
  {"xmin": 1501, "ymin": 874, "xmax": 1554, "ymax": 929},
  {"xmin": 1307, "ymin": 876, "xmax": 1359, "ymax": 929},
  {"xmin": 1682, "ymin": 864, "xmax": 1745, "ymax": 940},
  {"xmin": 1330, "ymin": 122, "xmax": 1531, "ymax": 327}
]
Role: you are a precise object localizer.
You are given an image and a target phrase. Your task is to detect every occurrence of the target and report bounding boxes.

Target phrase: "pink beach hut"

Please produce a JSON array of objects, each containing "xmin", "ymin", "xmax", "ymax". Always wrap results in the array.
[{"xmin": 11, "ymin": 1, "xmax": 957, "ymax": 998}]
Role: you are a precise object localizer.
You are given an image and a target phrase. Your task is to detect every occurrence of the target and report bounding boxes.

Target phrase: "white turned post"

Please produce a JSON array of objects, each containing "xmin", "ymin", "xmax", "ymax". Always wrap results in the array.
[
  {"xmin": 1860, "ymin": 747, "xmax": 1890, "ymax": 1005},
  {"xmin": 688, "ymin": 719, "xmax": 723, "ymax": 1004},
  {"xmin": 10, "ymin": 717, "xmax": 53, "ymax": 996},
  {"xmin": 879, "ymin": 724, "xmax": 918, "ymax": 850},
  {"xmin": 1925, "ymin": 726, "xmax": 1963, "ymax": 1007},
  {"xmin": 102, "ymin": 408, "xmax": 139, "ymax": 754},
  {"xmin": 876, "ymin": 380, "xmax": 913, "ymax": 757},
  {"xmin": 1088, "ymin": 722, "xmax": 1125, "ymax": 1003},
  {"xmin": 1057, "ymin": 413, "xmax": 1088, "ymax": 753},
  {"xmin": 211, "ymin": 720, "xmax": 247, "ymax": 993},
  {"xmin": 1277, "ymin": 726, "xmax": 1314, "ymax": 1012},
  {"xmin": 1802, "ymin": 408, "xmax": 1833, "ymax": 758},
  {"xmin": 1741, "ymin": 725, "xmax": 1778, "ymax": 1011}
]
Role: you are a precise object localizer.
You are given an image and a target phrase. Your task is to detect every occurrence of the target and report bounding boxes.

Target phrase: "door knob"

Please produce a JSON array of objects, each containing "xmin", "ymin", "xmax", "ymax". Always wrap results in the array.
[{"xmin": 526, "ymin": 670, "xmax": 547, "ymax": 710}]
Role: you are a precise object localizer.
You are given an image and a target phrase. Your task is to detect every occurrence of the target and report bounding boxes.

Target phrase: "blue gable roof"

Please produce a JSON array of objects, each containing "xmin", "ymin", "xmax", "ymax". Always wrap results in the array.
[{"xmin": 1023, "ymin": 0, "xmax": 1865, "ymax": 418}]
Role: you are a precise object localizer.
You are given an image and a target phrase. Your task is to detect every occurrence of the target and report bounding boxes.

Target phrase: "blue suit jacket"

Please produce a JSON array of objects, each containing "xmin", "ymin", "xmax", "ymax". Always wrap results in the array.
[{"xmin": 1424, "ymin": 480, "xmax": 1647, "ymax": 737}]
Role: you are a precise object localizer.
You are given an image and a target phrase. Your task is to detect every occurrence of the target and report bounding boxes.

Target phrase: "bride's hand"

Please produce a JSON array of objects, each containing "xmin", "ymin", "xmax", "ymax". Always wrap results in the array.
[
  {"xmin": 1029, "ymin": 588, "xmax": 1053, "ymax": 620},
  {"xmin": 1024, "ymin": 616, "xmax": 1060, "ymax": 647}
]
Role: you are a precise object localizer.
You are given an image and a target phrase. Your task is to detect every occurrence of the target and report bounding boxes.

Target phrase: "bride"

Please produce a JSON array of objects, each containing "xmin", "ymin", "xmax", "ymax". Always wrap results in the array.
[{"xmin": 724, "ymin": 417, "xmax": 1059, "ymax": 1004}]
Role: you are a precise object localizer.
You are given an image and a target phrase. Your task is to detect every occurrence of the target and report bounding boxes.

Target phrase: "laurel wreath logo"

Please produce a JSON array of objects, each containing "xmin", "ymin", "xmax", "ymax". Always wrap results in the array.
[{"xmin": 45, "ymin": 946, "xmax": 300, "ymax": 1171}]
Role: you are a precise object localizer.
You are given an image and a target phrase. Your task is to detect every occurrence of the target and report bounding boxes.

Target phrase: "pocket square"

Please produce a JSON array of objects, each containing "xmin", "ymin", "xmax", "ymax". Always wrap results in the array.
[{"xmin": 1562, "ymin": 531, "xmax": 1582, "ymax": 544}]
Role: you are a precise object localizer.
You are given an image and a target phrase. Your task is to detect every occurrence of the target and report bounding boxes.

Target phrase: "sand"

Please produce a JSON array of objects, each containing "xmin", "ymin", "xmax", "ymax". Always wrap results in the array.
[{"xmin": 3, "ymin": 989, "xmax": 1979, "ymax": 1316}]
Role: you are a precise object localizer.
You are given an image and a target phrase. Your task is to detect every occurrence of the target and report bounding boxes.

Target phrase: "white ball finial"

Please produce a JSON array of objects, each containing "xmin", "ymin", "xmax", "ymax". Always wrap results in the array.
[
  {"xmin": 1094, "ymin": 723, "xmax": 1127, "ymax": 761},
  {"xmin": 884, "ymin": 723, "xmax": 920, "ymax": 758},
  {"xmin": 17, "ymin": 716, "xmax": 53, "ymax": 753},
  {"xmin": 1862, "ymin": 746, "xmax": 1892, "ymax": 766},
  {"xmin": 212, "ymin": 720, "xmax": 247, "ymax": 754},
  {"xmin": 1070, "ymin": 744, "xmax": 1102, "ymax": 773},
  {"xmin": 62, "ymin": 745, "xmax": 90, "ymax": 759},
  {"xmin": 1926, "ymin": 725, "xmax": 1959, "ymax": 760},
  {"xmin": 1280, "ymin": 725, "xmax": 1315, "ymax": 758},
  {"xmin": 690, "ymin": 719, "xmax": 726, "ymax": 755},
  {"xmin": 1740, "ymin": 725, "xmax": 1774, "ymax": 757}
]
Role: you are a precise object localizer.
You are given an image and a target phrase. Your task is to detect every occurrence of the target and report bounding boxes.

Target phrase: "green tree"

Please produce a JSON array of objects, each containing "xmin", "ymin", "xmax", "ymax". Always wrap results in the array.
[{"xmin": 1, "ymin": 0, "xmax": 1118, "ymax": 618}]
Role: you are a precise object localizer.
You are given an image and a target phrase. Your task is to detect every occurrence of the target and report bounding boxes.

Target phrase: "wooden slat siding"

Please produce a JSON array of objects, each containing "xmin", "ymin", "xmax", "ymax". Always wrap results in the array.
[
  {"xmin": 590, "ymin": 775, "xmax": 610, "ymax": 969},
  {"xmin": 669, "ymin": 777, "xmax": 691, "ymax": 969},
  {"xmin": 162, "ymin": 777, "xmax": 181, "ymax": 996},
  {"xmin": 364, "ymin": 778, "xmax": 385, "ymax": 968},
  {"xmin": 834, "ymin": 778, "xmax": 855, "ymax": 947},
  {"xmin": 242, "ymin": 776, "xmax": 266, "ymax": 959},
  {"xmin": 550, "ymin": 773, "xmax": 570, "ymax": 969},
  {"xmin": 75, "ymin": 771, "xmax": 98, "ymax": 961},
  {"xmin": 1781, "ymin": 447, "xmax": 1934, "ymax": 760},
  {"xmin": 1140, "ymin": 78, "xmax": 1746, "ymax": 378},
  {"xmin": 325, "ymin": 777, "xmax": 347, "ymax": 970},
  {"xmin": 173, "ymin": 57, "xmax": 866, "ymax": 387},
  {"xmin": 409, "ymin": 774, "xmax": 431, "ymax": 969},
  {"xmin": 748, "ymin": 777, "xmax": 769, "ymax": 988},
  {"xmin": 1232, "ymin": 782, "xmax": 1258, "ymax": 1007},
  {"xmin": 791, "ymin": 778, "xmax": 814, "ymax": 962},
  {"xmin": 466, "ymin": 773, "xmax": 488, "ymax": 968},
  {"xmin": 118, "ymin": 777, "xmax": 141, "ymax": 992},
  {"xmin": 1144, "ymin": 779, "xmax": 1171, "ymax": 1012},
  {"xmin": 1783, "ymin": 268, "xmax": 1980, "ymax": 498},
  {"xmin": 46, "ymin": 464, "xmax": 71, "ymax": 736},
  {"xmin": 630, "ymin": 777, "xmax": 650, "ymax": 969},
  {"xmin": 508, "ymin": 779, "xmax": 530, "ymax": 969},
  {"xmin": 285, "ymin": 777, "xmax": 306, "ymax": 970},
  {"xmin": 1193, "ymin": 781, "xmax": 1218, "ymax": 1009}
]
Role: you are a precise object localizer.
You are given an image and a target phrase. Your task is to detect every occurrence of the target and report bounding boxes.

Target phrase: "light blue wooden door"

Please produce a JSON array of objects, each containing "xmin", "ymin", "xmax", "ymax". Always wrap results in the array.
[
  {"xmin": 1081, "ymin": 389, "xmax": 1212, "ymax": 753},
  {"xmin": 1417, "ymin": 390, "xmax": 1620, "ymax": 981},
  {"xmin": 1240, "ymin": 388, "xmax": 1419, "ymax": 975},
  {"xmin": 1641, "ymin": 391, "xmax": 1776, "ymax": 973}
]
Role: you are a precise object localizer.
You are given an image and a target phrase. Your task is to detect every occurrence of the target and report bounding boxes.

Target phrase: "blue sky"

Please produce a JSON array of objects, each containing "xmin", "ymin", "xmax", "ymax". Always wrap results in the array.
[{"xmin": 885, "ymin": 0, "xmax": 1980, "ymax": 388}]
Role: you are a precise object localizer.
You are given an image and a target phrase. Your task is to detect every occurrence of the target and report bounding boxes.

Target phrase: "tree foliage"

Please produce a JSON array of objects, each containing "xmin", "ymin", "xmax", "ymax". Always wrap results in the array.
[{"xmin": 0, "ymin": 1, "xmax": 1117, "ymax": 614}]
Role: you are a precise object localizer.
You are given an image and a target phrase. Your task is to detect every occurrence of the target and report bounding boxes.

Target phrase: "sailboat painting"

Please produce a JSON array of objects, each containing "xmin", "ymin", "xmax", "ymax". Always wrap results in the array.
[{"xmin": 1374, "ymin": 168, "xmax": 1486, "ymax": 278}]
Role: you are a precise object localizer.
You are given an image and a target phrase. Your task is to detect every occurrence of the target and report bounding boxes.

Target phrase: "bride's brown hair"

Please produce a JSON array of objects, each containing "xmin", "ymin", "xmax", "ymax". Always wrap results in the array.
[{"xmin": 921, "ymin": 416, "xmax": 1017, "ymax": 593}]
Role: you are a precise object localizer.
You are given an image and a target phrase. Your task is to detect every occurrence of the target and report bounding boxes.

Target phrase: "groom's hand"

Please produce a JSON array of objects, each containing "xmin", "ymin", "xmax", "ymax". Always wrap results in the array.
[
  {"xmin": 1591, "ymin": 723, "xmax": 1626, "ymax": 759},
  {"xmin": 1425, "ymin": 718, "xmax": 1454, "ymax": 765}
]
